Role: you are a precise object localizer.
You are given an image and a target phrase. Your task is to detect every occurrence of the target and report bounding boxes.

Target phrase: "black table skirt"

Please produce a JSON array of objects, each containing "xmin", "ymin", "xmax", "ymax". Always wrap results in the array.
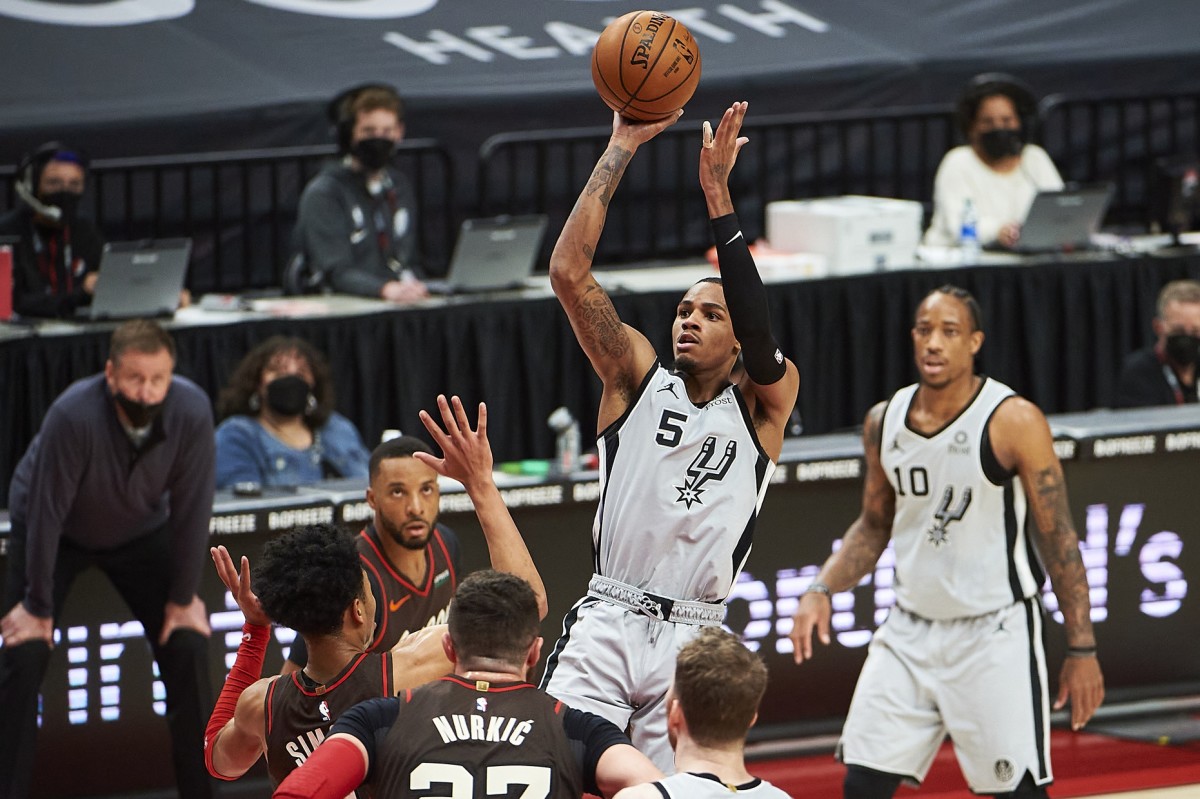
[{"xmin": 4, "ymin": 251, "xmax": 1199, "ymax": 507}]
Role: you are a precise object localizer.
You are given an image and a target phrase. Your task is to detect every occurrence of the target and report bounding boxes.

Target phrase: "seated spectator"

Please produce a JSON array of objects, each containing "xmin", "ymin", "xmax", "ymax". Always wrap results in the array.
[
  {"xmin": 215, "ymin": 336, "xmax": 369, "ymax": 489},
  {"xmin": 289, "ymin": 83, "xmax": 428, "ymax": 303},
  {"xmin": 1115, "ymin": 279, "xmax": 1200, "ymax": 408},
  {"xmin": 923, "ymin": 73, "xmax": 1064, "ymax": 249},
  {"xmin": 0, "ymin": 142, "xmax": 103, "ymax": 318}
]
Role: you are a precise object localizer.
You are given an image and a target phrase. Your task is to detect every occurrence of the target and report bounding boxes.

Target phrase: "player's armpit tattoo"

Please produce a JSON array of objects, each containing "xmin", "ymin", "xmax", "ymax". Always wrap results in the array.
[
  {"xmin": 585, "ymin": 146, "xmax": 633, "ymax": 207},
  {"xmin": 574, "ymin": 281, "xmax": 630, "ymax": 359}
]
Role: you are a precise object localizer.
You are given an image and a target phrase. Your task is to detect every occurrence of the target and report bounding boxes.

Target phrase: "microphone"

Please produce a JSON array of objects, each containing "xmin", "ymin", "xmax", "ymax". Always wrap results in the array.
[{"xmin": 14, "ymin": 179, "xmax": 62, "ymax": 222}]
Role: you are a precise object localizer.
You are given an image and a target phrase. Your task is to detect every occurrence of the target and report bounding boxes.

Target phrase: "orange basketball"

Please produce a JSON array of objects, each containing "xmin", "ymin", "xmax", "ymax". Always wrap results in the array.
[{"xmin": 591, "ymin": 10, "xmax": 702, "ymax": 122}]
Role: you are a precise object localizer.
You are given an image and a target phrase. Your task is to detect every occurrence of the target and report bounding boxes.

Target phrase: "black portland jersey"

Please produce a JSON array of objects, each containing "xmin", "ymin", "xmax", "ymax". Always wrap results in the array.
[
  {"xmin": 332, "ymin": 676, "xmax": 628, "ymax": 798},
  {"xmin": 264, "ymin": 651, "xmax": 393, "ymax": 789},
  {"xmin": 358, "ymin": 523, "xmax": 460, "ymax": 652}
]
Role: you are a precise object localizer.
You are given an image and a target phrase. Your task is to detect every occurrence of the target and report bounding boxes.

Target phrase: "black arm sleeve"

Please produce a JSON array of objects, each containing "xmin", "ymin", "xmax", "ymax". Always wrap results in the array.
[
  {"xmin": 561, "ymin": 707, "xmax": 633, "ymax": 796},
  {"xmin": 710, "ymin": 212, "xmax": 787, "ymax": 385}
]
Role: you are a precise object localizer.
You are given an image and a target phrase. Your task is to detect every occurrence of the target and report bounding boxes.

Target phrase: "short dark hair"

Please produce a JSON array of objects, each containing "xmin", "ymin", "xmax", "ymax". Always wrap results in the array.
[
  {"xmin": 955, "ymin": 72, "xmax": 1038, "ymax": 141},
  {"xmin": 673, "ymin": 628, "xmax": 767, "ymax": 747},
  {"xmin": 109, "ymin": 319, "xmax": 175, "ymax": 365},
  {"xmin": 215, "ymin": 336, "xmax": 335, "ymax": 427},
  {"xmin": 920, "ymin": 284, "xmax": 984, "ymax": 333},
  {"xmin": 448, "ymin": 571, "xmax": 540, "ymax": 666},
  {"xmin": 369, "ymin": 435, "xmax": 434, "ymax": 480},
  {"xmin": 255, "ymin": 523, "xmax": 365, "ymax": 637}
]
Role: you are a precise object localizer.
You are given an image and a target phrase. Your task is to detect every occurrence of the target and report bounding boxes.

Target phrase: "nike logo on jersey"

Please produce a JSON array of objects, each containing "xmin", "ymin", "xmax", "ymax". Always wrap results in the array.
[
  {"xmin": 389, "ymin": 595, "xmax": 412, "ymax": 612},
  {"xmin": 724, "ymin": 230, "xmax": 744, "ymax": 245}
]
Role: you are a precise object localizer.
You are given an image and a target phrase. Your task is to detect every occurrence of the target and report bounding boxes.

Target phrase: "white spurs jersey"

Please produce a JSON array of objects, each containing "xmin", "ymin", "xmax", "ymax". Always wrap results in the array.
[
  {"xmin": 880, "ymin": 378, "xmax": 1045, "ymax": 619},
  {"xmin": 648, "ymin": 772, "xmax": 794, "ymax": 798},
  {"xmin": 593, "ymin": 363, "xmax": 775, "ymax": 601}
]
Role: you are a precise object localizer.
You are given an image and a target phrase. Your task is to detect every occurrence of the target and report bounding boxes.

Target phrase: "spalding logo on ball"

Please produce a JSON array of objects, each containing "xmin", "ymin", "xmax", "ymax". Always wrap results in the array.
[{"xmin": 591, "ymin": 10, "xmax": 702, "ymax": 122}]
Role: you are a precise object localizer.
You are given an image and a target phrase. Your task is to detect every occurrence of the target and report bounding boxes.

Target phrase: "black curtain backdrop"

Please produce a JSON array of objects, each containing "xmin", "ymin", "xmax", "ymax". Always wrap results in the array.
[{"xmin": 4, "ymin": 252, "xmax": 1200, "ymax": 508}]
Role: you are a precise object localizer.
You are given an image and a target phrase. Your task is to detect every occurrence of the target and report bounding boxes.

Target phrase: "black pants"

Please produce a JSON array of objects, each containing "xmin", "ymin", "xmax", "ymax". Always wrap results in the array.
[{"xmin": 0, "ymin": 522, "xmax": 214, "ymax": 799}]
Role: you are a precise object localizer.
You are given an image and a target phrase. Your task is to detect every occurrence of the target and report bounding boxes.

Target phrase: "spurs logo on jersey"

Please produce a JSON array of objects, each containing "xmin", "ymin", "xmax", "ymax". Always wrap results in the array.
[
  {"xmin": 927, "ymin": 485, "xmax": 973, "ymax": 547},
  {"xmin": 675, "ymin": 436, "xmax": 737, "ymax": 508},
  {"xmin": 880, "ymin": 378, "xmax": 1045, "ymax": 620},
  {"xmin": 593, "ymin": 363, "xmax": 774, "ymax": 602}
]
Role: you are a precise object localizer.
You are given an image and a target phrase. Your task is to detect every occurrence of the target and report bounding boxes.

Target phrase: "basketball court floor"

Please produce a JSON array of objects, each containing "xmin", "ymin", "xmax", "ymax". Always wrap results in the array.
[{"xmin": 748, "ymin": 721, "xmax": 1200, "ymax": 799}]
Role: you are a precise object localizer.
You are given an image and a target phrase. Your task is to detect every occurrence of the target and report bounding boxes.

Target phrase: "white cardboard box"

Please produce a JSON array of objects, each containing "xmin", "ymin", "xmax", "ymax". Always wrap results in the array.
[{"xmin": 766, "ymin": 196, "xmax": 923, "ymax": 274}]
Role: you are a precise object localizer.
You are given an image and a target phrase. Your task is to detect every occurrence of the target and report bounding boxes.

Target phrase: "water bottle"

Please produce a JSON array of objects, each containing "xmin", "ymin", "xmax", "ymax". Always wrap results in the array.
[
  {"xmin": 547, "ymin": 406, "xmax": 581, "ymax": 475},
  {"xmin": 959, "ymin": 198, "xmax": 980, "ymax": 264}
]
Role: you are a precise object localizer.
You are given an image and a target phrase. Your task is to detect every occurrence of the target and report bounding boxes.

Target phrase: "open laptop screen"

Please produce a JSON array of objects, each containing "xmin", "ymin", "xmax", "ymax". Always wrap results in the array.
[
  {"xmin": 1015, "ymin": 184, "xmax": 1113, "ymax": 253},
  {"xmin": 426, "ymin": 215, "xmax": 548, "ymax": 295},
  {"xmin": 83, "ymin": 238, "xmax": 191, "ymax": 321}
]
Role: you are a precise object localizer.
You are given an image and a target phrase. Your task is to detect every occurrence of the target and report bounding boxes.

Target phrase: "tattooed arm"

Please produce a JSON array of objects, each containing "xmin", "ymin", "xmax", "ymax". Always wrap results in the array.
[
  {"xmin": 789, "ymin": 403, "xmax": 895, "ymax": 663},
  {"xmin": 549, "ymin": 111, "xmax": 681, "ymax": 428},
  {"xmin": 990, "ymin": 397, "xmax": 1104, "ymax": 730}
]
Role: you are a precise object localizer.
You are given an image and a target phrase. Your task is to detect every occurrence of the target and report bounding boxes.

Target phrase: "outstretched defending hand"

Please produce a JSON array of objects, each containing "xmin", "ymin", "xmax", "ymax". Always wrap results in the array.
[
  {"xmin": 211, "ymin": 545, "xmax": 270, "ymax": 628},
  {"xmin": 414, "ymin": 394, "xmax": 494, "ymax": 493},
  {"xmin": 699, "ymin": 101, "xmax": 750, "ymax": 216}
]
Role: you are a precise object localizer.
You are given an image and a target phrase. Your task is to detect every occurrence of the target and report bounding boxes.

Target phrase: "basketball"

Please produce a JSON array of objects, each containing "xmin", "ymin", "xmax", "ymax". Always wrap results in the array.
[{"xmin": 591, "ymin": 10, "xmax": 702, "ymax": 122}]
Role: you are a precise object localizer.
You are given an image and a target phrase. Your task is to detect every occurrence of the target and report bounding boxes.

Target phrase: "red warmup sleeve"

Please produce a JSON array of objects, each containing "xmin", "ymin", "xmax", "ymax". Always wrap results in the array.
[
  {"xmin": 273, "ymin": 737, "xmax": 367, "ymax": 799},
  {"xmin": 204, "ymin": 623, "xmax": 270, "ymax": 779}
]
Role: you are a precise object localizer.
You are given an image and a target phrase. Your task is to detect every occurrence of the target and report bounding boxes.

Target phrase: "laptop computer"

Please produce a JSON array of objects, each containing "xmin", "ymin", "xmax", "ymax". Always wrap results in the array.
[
  {"xmin": 1014, "ymin": 184, "xmax": 1113, "ymax": 253},
  {"xmin": 80, "ymin": 238, "xmax": 191, "ymax": 321},
  {"xmin": 426, "ymin": 215, "xmax": 548, "ymax": 295}
]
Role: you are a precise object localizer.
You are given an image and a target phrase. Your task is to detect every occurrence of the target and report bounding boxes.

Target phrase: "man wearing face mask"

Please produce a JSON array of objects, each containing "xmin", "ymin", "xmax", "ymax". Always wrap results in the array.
[
  {"xmin": 1, "ymin": 319, "xmax": 217, "ymax": 799},
  {"xmin": 1116, "ymin": 280, "xmax": 1200, "ymax": 408},
  {"xmin": 291, "ymin": 83, "xmax": 428, "ymax": 302},
  {"xmin": 923, "ymin": 73, "xmax": 1064, "ymax": 250},
  {"xmin": 215, "ymin": 336, "xmax": 370, "ymax": 489},
  {"xmin": 0, "ymin": 141, "xmax": 105, "ymax": 318}
]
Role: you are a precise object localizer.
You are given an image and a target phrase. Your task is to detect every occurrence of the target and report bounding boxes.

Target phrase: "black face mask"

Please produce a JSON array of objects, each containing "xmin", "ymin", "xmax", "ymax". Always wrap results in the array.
[
  {"xmin": 115, "ymin": 392, "xmax": 165, "ymax": 429},
  {"xmin": 351, "ymin": 137, "xmax": 396, "ymax": 172},
  {"xmin": 978, "ymin": 128, "xmax": 1024, "ymax": 160},
  {"xmin": 265, "ymin": 374, "xmax": 313, "ymax": 417},
  {"xmin": 1165, "ymin": 333, "xmax": 1200, "ymax": 365},
  {"xmin": 38, "ymin": 190, "xmax": 82, "ymax": 225}
]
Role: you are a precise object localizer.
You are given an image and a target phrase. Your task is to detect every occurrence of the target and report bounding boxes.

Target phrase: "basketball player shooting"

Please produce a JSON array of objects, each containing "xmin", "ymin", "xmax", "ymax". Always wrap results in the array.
[
  {"xmin": 538, "ymin": 101, "xmax": 800, "ymax": 772},
  {"xmin": 788, "ymin": 286, "xmax": 1104, "ymax": 798}
]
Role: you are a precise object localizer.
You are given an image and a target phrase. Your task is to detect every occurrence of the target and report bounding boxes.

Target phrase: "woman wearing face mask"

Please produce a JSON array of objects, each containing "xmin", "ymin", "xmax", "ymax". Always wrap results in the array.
[
  {"xmin": 214, "ymin": 337, "xmax": 370, "ymax": 489},
  {"xmin": 923, "ymin": 73, "xmax": 1064, "ymax": 250}
]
